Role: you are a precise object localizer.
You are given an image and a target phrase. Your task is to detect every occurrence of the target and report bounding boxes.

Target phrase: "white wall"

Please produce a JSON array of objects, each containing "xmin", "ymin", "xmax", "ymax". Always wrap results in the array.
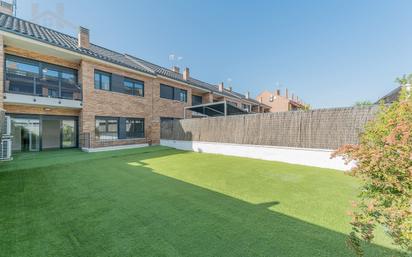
[
  {"xmin": 160, "ymin": 140, "xmax": 353, "ymax": 171},
  {"xmin": 4, "ymin": 93, "xmax": 82, "ymax": 109}
]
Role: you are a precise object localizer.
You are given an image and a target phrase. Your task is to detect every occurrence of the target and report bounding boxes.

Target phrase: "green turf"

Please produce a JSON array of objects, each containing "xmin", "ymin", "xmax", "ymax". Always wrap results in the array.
[{"xmin": 0, "ymin": 146, "xmax": 400, "ymax": 257}]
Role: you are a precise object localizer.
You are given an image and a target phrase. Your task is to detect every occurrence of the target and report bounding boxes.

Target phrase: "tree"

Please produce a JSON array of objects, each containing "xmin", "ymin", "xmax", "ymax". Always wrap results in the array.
[
  {"xmin": 332, "ymin": 82, "xmax": 412, "ymax": 256},
  {"xmin": 396, "ymin": 74, "xmax": 412, "ymax": 85}
]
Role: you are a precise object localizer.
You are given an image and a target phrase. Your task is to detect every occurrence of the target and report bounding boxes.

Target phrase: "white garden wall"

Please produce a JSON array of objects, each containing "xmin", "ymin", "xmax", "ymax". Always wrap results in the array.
[{"xmin": 161, "ymin": 139, "xmax": 353, "ymax": 171}]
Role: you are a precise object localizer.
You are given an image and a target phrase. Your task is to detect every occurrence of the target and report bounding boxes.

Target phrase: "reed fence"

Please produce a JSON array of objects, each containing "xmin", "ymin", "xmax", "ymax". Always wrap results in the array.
[{"xmin": 161, "ymin": 105, "xmax": 380, "ymax": 149}]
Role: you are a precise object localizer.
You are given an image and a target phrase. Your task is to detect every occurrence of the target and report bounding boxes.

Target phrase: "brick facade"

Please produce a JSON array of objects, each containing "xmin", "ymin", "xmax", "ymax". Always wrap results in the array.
[
  {"xmin": 79, "ymin": 60, "xmax": 159, "ymax": 146},
  {"xmin": 154, "ymin": 77, "xmax": 192, "ymax": 120},
  {"xmin": 1, "ymin": 39, "xmax": 269, "ymax": 150},
  {"xmin": 1, "ymin": 45, "xmax": 196, "ymax": 149}
]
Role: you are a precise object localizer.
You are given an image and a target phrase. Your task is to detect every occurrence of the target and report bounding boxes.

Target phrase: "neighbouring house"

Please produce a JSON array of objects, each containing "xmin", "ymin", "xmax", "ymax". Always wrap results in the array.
[
  {"xmin": 0, "ymin": 4, "xmax": 270, "ymax": 152},
  {"xmin": 256, "ymin": 88, "xmax": 306, "ymax": 112},
  {"xmin": 376, "ymin": 86, "xmax": 404, "ymax": 104}
]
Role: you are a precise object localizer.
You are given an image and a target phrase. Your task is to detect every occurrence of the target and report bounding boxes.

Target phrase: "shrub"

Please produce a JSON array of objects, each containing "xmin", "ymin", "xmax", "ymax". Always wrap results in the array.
[{"xmin": 332, "ymin": 86, "xmax": 412, "ymax": 256}]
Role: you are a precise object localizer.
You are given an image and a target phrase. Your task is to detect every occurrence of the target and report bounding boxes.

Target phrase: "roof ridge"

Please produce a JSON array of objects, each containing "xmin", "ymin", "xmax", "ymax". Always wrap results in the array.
[{"xmin": 124, "ymin": 54, "xmax": 155, "ymax": 73}]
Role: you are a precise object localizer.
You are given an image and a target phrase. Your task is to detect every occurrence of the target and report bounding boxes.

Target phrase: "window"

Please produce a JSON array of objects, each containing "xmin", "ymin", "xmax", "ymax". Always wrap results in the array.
[
  {"xmin": 43, "ymin": 68, "xmax": 59, "ymax": 80},
  {"xmin": 160, "ymin": 84, "xmax": 174, "ymax": 100},
  {"xmin": 61, "ymin": 70, "xmax": 79, "ymax": 99},
  {"xmin": 175, "ymin": 88, "xmax": 187, "ymax": 102},
  {"xmin": 6, "ymin": 58, "xmax": 40, "ymax": 78},
  {"xmin": 124, "ymin": 78, "xmax": 144, "ymax": 96},
  {"xmin": 95, "ymin": 117, "xmax": 118, "ymax": 140},
  {"xmin": 94, "ymin": 70, "xmax": 111, "ymax": 91},
  {"xmin": 192, "ymin": 95, "xmax": 203, "ymax": 106},
  {"xmin": 160, "ymin": 84, "xmax": 187, "ymax": 102},
  {"xmin": 126, "ymin": 118, "xmax": 145, "ymax": 138}
]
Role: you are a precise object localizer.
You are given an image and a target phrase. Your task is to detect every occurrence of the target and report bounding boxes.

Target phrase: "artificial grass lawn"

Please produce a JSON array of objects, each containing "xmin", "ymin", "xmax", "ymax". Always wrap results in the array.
[{"xmin": 0, "ymin": 146, "xmax": 399, "ymax": 257}]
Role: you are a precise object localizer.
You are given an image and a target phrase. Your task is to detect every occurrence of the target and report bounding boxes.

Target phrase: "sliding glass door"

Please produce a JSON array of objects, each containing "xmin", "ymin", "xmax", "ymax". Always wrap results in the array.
[
  {"xmin": 10, "ymin": 115, "xmax": 78, "ymax": 152},
  {"xmin": 11, "ymin": 117, "xmax": 40, "ymax": 152}
]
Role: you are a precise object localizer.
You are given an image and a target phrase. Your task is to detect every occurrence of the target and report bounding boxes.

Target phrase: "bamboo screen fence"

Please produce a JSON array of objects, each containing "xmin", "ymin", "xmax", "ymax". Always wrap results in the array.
[{"xmin": 161, "ymin": 105, "xmax": 380, "ymax": 150}]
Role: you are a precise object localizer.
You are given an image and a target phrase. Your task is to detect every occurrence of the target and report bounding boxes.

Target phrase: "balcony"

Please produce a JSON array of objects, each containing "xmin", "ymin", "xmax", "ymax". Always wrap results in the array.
[
  {"xmin": 4, "ymin": 54, "xmax": 82, "ymax": 109},
  {"xmin": 5, "ymin": 72, "xmax": 82, "ymax": 101},
  {"xmin": 4, "ymin": 70, "xmax": 82, "ymax": 109}
]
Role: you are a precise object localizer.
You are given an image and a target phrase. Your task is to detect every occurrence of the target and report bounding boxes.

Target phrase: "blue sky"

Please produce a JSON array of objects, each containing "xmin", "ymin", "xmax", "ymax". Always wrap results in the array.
[{"xmin": 15, "ymin": 0, "xmax": 412, "ymax": 108}]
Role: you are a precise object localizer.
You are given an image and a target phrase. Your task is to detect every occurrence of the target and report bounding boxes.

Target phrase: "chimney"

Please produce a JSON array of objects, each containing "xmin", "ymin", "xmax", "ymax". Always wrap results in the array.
[
  {"xmin": 218, "ymin": 82, "xmax": 224, "ymax": 92},
  {"xmin": 78, "ymin": 27, "xmax": 90, "ymax": 49},
  {"xmin": 172, "ymin": 66, "xmax": 180, "ymax": 73},
  {"xmin": 245, "ymin": 91, "xmax": 250, "ymax": 99},
  {"xmin": 276, "ymin": 89, "xmax": 281, "ymax": 96},
  {"xmin": 0, "ymin": 1, "xmax": 14, "ymax": 16},
  {"xmin": 285, "ymin": 88, "xmax": 289, "ymax": 99},
  {"xmin": 183, "ymin": 67, "xmax": 190, "ymax": 80}
]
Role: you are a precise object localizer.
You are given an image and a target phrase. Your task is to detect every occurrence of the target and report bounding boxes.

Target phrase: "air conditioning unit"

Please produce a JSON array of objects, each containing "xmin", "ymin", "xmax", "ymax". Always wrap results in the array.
[{"xmin": 0, "ymin": 116, "xmax": 12, "ymax": 161}]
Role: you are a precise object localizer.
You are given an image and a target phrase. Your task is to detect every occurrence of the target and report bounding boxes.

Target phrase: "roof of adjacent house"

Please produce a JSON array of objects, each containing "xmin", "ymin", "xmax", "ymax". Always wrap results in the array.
[
  {"xmin": 376, "ymin": 86, "xmax": 402, "ymax": 104},
  {"xmin": 0, "ymin": 13, "xmax": 268, "ymax": 107}
]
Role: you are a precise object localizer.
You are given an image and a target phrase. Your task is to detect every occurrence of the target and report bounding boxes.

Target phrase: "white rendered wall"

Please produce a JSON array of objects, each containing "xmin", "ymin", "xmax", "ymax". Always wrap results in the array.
[
  {"xmin": 160, "ymin": 140, "xmax": 352, "ymax": 171},
  {"xmin": 4, "ymin": 93, "xmax": 82, "ymax": 109}
]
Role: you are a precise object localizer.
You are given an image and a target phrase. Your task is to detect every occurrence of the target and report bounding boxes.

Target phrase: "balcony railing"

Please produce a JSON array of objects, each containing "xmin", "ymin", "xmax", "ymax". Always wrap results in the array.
[{"xmin": 5, "ymin": 72, "xmax": 82, "ymax": 101}]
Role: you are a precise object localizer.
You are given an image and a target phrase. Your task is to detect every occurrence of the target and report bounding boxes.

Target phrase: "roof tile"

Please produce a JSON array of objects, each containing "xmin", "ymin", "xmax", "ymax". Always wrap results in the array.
[{"xmin": 0, "ymin": 13, "xmax": 269, "ymax": 107}]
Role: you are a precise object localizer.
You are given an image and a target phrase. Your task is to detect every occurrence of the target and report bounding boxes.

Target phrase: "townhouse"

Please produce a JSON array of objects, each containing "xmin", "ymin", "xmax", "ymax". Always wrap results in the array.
[
  {"xmin": 257, "ymin": 89, "xmax": 307, "ymax": 112},
  {"xmin": 0, "ymin": 5, "xmax": 269, "ymax": 152}
]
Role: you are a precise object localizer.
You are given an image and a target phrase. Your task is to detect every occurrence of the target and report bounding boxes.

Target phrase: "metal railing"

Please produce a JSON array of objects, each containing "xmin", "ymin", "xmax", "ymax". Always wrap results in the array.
[{"xmin": 79, "ymin": 132, "xmax": 149, "ymax": 149}]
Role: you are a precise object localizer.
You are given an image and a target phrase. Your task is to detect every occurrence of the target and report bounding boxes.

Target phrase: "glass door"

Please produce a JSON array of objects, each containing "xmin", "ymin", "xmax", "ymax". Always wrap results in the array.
[
  {"xmin": 28, "ymin": 119, "xmax": 40, "ymax": 151},
  {"xmin": 62, "ymin": 120, "xmax": 77, "ymax": 148},
  {"xmin": 10, "ymin": 117, "xmax": 40, "ymax": 152}
]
